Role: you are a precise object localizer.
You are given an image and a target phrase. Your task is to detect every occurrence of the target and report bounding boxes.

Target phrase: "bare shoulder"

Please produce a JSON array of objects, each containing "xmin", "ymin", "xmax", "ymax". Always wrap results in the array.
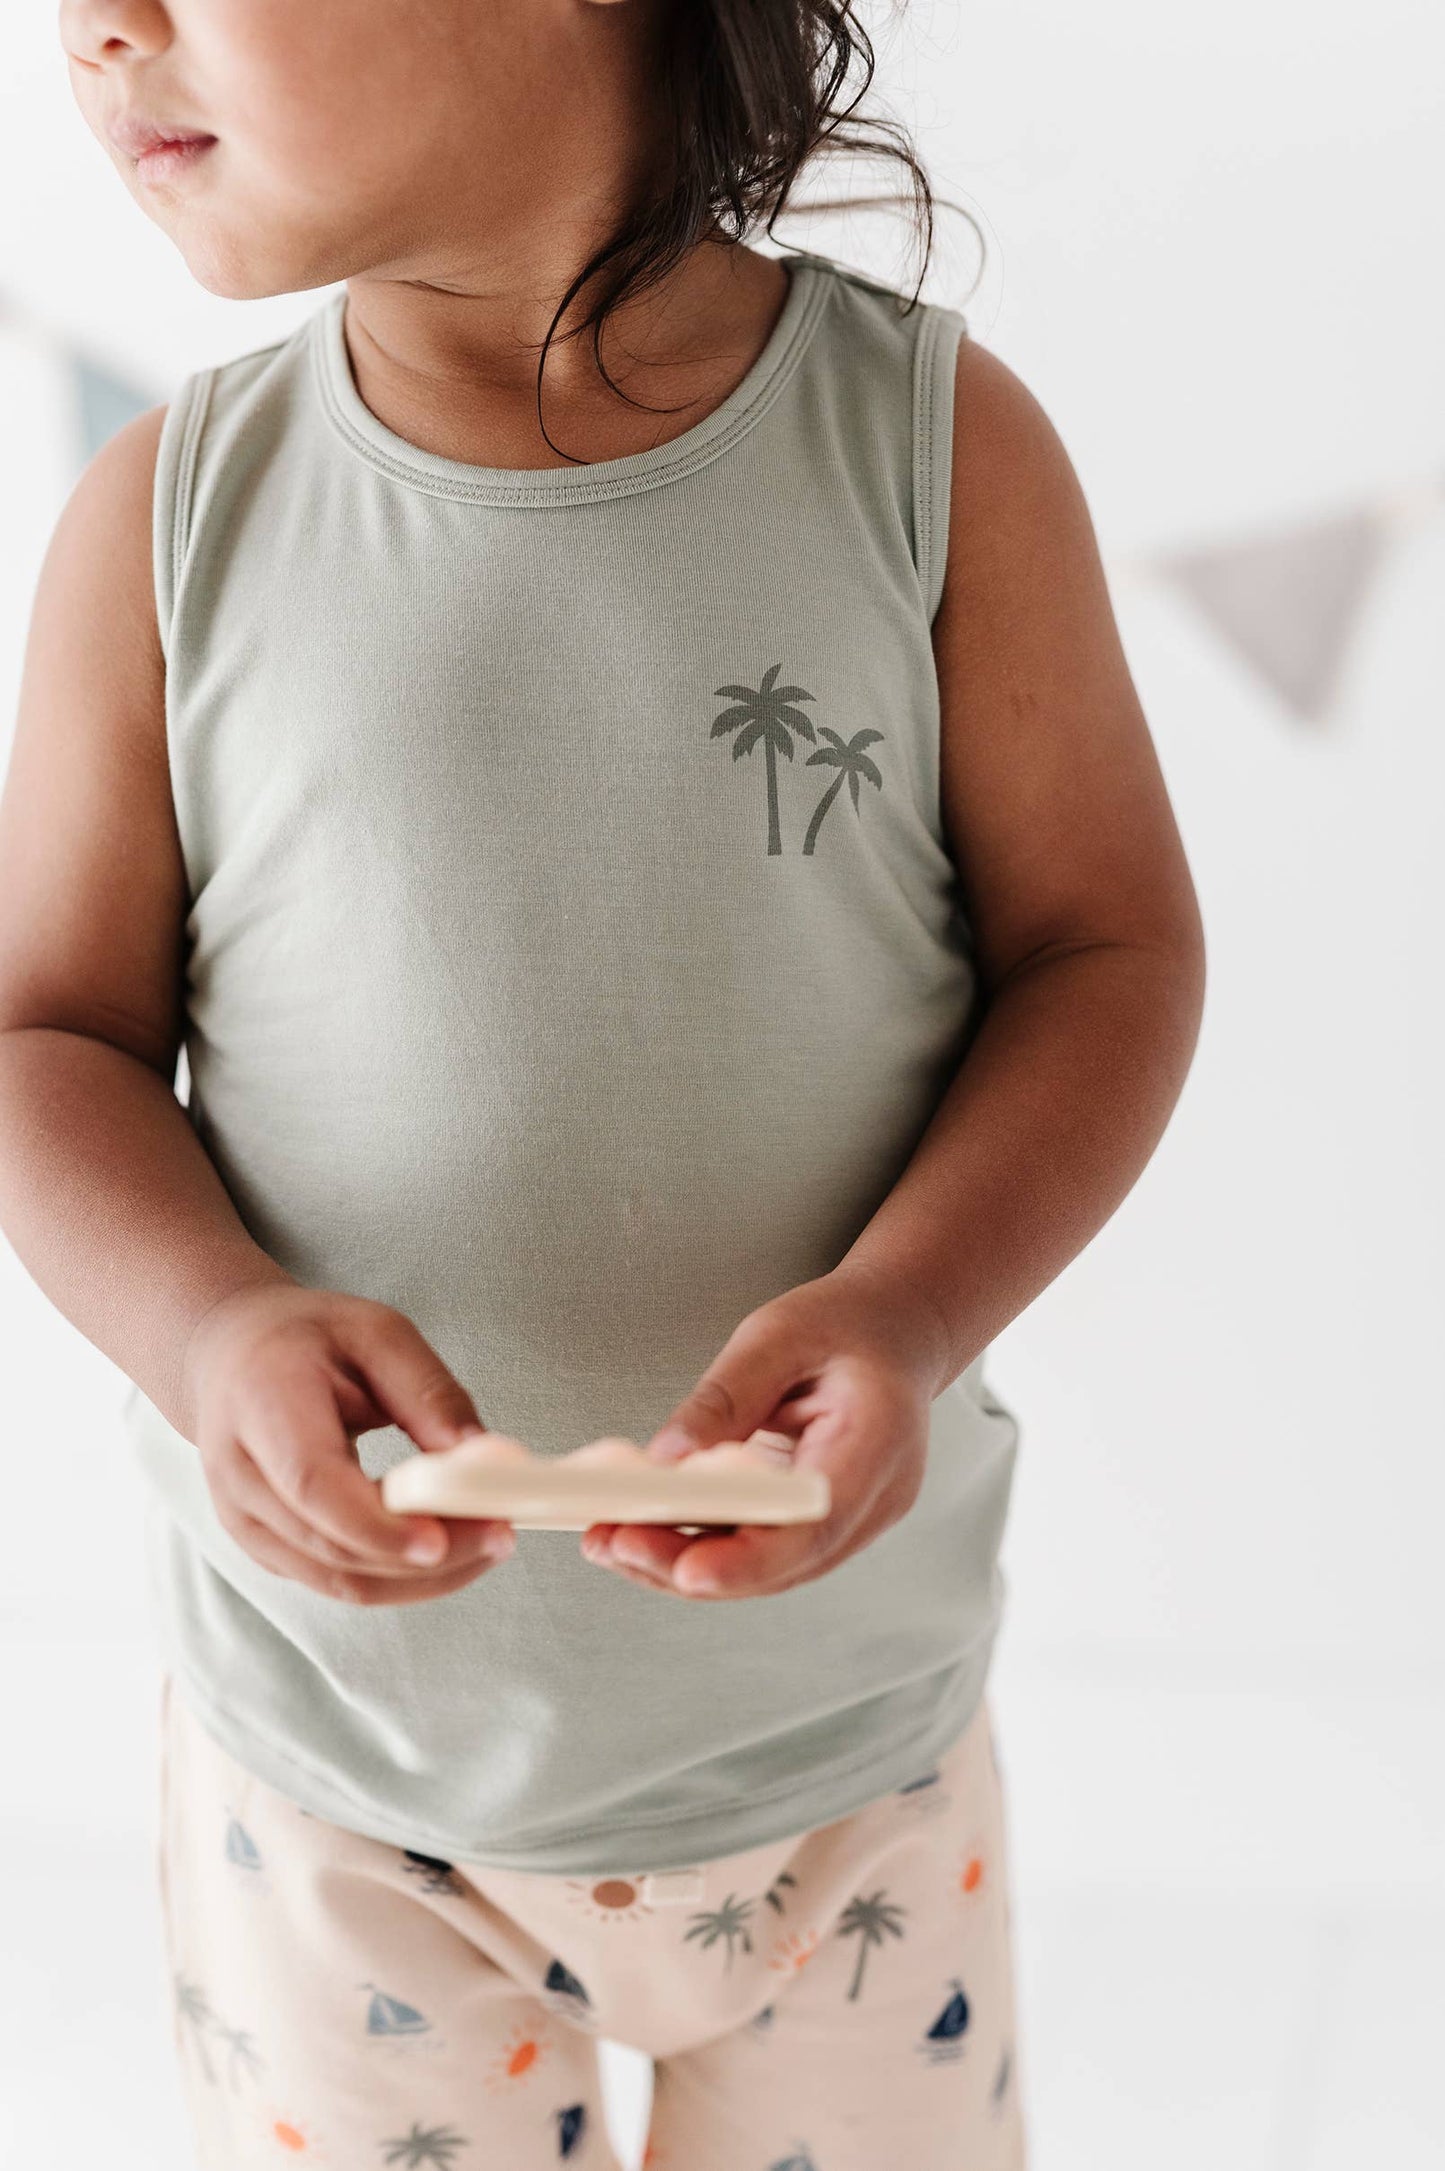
[
  {"xmin": 931, "ymin": 337, "xmax": 1205, "ymax": 993},
  {"xmin": 0, "ymin": 403, "xmax": 188, "ymax": 1070}
]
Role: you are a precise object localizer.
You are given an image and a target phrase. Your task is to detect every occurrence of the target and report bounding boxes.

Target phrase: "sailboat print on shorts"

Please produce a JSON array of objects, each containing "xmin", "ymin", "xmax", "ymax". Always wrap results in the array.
[
  {"xmin": 556, "ymin": 2102, "xmax": 587, "ymax": 2157},
  {"xmin": 919, "ymin": 1977, "xmax": 971, "ymax": 2065},
  {"xmin": 542, "ymin": 1956, "xmax": 597, "ymax": 2030},
  {"xmin": 223, "ymin": 1810, "xmax": 263, "ymax": 1871},
  {"xmin": 361, "ymin": 1983, "xmax": 433, "ymax": 2037}
]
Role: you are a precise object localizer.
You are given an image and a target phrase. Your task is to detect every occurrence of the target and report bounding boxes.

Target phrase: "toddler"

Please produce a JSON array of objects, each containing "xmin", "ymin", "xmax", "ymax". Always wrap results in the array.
[{"xmin": 0, "ymin": 1, "xmax": 1206, "ymax": 2164}]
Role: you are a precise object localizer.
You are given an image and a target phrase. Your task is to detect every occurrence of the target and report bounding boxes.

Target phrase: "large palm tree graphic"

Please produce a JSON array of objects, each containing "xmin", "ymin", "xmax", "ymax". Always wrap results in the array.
[
  {"xmin": 836, "ymin": 1888, "xmax": 908, "ymax": 2000},
  {"xmin": 802, "ymin": 727, "xmax": 885, "ymax": 853},
  {"xmin": 711, "ymin": 664, "xmax": 817, "ymax": 855}
]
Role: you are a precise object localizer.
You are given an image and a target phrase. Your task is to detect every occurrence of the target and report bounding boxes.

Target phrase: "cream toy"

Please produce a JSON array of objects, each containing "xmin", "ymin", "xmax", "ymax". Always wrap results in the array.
[{"xmin": 380, "ymin": 1429, "xmax": 830, "ymax": 1533}]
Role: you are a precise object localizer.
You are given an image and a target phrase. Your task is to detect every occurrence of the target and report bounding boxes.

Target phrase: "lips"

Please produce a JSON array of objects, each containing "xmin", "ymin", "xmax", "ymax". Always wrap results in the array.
[{"xmin": 108, "ymin": 112, "xmax": 216, "ymax": 161}]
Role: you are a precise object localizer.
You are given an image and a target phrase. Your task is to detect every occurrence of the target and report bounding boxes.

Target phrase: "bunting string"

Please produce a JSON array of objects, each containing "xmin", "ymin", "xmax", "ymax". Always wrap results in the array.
[{"xmin": 4, "ymin": 282, "xmax": 1442, "ymax": 728}]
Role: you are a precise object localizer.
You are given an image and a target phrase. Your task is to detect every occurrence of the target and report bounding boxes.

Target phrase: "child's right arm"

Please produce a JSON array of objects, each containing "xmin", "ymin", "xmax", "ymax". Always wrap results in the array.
[{"xmin": 0, "ymin": 411, "xmax": 513, "ymax": 1603}]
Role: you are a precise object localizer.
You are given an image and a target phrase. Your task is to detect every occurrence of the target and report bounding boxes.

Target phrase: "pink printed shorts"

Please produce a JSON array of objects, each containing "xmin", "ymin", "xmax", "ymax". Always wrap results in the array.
[{"xmin": 157, "ymin": 1671, "xmax": 1026, "ymax": 2170}]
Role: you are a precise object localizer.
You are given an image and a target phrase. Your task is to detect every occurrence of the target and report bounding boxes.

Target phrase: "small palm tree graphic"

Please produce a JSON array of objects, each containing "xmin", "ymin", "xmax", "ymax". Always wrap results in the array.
[
  {"xmin": 711, "ymin": 664, "xmax": 817, "ymax": 856},
  {"xmin": 802, "ymin": 727, "xmax": 885, "ymax": 854},
  {"xmin": 381, "ymin": 2120, "xmax": 471, "ymax": 2167},
  {"xmin": 763, "ymin": 1869, "xmax": 798, "ymax": 1914},
  {"xmin": 836, "ymin": 1888, "xmax": 908, "ymax": 2001},
  {"xmin": 174, "ymin": 1974, "xmax": 219, "ymax": 2085},
  {"xmin": 214, "ymin": 2021, "xmax": 265, "ymax": 2090},
  {"xmin": 683, "ymin": 1892, "xmax": 756, "ymax": 1971}
]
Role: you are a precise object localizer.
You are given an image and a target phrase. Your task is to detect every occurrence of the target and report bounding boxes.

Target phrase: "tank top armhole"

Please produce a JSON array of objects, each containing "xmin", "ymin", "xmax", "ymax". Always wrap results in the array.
[
  {"xmin": 911, "ymin": 303, "xmax": 969, "ymax": 628},
  {"xmin": 151, "ymin": 366, "xmax": 215, "ymax": 666}
]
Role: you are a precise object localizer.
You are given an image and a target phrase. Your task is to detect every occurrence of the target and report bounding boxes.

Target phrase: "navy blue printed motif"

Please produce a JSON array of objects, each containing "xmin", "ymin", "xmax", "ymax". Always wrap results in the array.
[
  {"xmin": 920, "ymin": 1977, "xmax": 971, "ymax": 2064},
  {"xmin": 544, "ymin": 1957, "xmax": 592, "ymax": 2009},
  {"xmin": 556, "ymin": 2102, "xmax": 587, "ymax": 2157}
]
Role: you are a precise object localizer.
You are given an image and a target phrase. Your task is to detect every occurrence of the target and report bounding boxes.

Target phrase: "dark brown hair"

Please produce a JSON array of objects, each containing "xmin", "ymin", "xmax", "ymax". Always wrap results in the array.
[{"xmin": 535, "ymin": 0, "xmax": 971, "ymax": 459}]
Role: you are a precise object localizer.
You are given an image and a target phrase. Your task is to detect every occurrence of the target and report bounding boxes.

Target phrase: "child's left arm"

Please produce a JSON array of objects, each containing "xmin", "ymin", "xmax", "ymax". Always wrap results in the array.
[{"xmin": 582, "ymin": 338, "xmax": 1207, "ymax": 1601}]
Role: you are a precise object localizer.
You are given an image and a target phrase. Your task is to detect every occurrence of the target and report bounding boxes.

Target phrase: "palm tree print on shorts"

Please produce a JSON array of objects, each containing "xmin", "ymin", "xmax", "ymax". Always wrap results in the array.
[
  {"xmin": 174, "ymin": 1974, "xmax": 219, "ymax": 2085},
  {"xmin": 682, "ymin": 1891, "xmax": 756, "ymax": 1970},
  {"xmin": 213, "ymin": 2020, "xmax": 265, "ymax": 2089},
  {"xmin": 381, "ymin": 2120, "xmax": 470, "ymax": 2166},
  {"xmin": 801, "ymin": 728, "xmax": 885, "ymax": 853},
  {"xmin": 835, "ymin": 1888, "xmax": 908, "ymax": 2000},
  {"xmin": 173, "ymin": 1975, "xmax": 266, "ymax": 2091},
  {"xmin": 762, "ymin": 1868, "xmax": 798, "ymax": 1915},
  {"xmin": 710, "ymin": 665, "xmax": 817, "ymax": 854}
]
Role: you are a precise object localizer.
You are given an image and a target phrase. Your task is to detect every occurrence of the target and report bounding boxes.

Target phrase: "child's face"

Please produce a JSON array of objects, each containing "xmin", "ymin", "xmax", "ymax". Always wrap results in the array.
[{"xmin": 60, "ymin": 0, "xmax": 646, "ymax": 300}]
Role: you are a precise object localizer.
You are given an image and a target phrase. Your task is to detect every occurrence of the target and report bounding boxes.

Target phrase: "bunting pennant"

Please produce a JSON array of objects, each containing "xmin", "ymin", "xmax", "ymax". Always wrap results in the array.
[
  {"xmin": 1153, "ymin": 504, "xmax": 1395, "ymax": 725},
  {"xmin": 72, "ymin": 350, "xmax": 157, "ymax": 465},
  {"xmin": 1, "ymin": 281, "xmax": 1442, "ymax": 728}
]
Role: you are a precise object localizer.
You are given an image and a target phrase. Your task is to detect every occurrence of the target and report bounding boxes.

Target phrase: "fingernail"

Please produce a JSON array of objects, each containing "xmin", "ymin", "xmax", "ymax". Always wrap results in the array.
[
  {"xmin": 405, "ymin": 1530, "xmax": 447, "ymax": 1565},
  {"xmin": 648, "ymin": 1431, "xmax": 698, "ymax": 1462},
  {"xmin": 481, "ymin": 1529, "xmax": 516, "ymax": 1563}
]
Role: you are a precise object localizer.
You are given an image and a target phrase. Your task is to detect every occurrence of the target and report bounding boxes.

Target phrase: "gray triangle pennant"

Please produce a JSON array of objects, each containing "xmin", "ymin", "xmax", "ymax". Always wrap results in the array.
[
  {"xmin": 1159, "ymin": 504, "xmax": 1390, "ymax": 723},
  {"xmin": 72, "ymin": 350, "xmax": 157, "ymax": 466}
]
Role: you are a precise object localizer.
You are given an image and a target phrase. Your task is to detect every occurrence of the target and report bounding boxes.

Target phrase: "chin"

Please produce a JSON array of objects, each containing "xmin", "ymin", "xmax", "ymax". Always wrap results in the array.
[{"xmin": 178, "ymin": 236, "xmax": 309, "ymax": 304}]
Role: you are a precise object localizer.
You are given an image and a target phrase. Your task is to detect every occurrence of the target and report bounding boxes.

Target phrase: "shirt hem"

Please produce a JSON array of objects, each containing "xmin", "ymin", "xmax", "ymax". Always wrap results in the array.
[{"xmin": 160, "ymin": 1632, "xmax": 999, "ymax": 1876}]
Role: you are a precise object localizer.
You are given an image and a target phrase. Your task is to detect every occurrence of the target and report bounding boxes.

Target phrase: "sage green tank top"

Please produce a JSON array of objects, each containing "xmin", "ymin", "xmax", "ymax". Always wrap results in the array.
[{"xmin": 124, "ymin": 248, "xmax": 1021, "ymax": 1874}]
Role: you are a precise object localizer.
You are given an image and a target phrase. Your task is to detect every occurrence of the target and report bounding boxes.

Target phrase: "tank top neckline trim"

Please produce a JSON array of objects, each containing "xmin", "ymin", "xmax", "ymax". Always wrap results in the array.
[{"xmin": 309, "ymin": 250, "xmax": 836, "ymax": 507}]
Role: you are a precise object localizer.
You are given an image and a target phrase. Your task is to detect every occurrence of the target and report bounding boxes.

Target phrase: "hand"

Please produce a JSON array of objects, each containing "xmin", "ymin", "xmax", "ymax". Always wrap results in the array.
[
  {"xmin": 580, "ymin": 1260, "xmax": 951, "ymax": 1600},
  {"xmin": 182, "ymin": 1281, "xmax": 515, "ymax": 1606}
]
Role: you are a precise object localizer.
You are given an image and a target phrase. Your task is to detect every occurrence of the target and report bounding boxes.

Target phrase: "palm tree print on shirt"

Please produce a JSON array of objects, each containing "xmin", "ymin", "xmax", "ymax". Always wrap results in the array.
[
  {"xmin": 802, "ymin": 727, "xmax": 885, "ymax": 853},
  {"xmin": 710, "ymin": 665, "xmax": 817, "ymax": 854},
  {"xmin": 835, "ymin": 1888, "xmax": 908, "ymax": 2000}
]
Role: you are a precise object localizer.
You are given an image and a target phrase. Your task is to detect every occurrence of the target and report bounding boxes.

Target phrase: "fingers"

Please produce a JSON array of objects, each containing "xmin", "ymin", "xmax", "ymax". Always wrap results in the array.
[
  {"xmin": 219, "ymin": 1495, "xmax": 511, "ymax": 1607},
  {"xmin": 340, "ymin": 1304, "xmax": 486, "ymax": 1453},
  {"xmin": 645, "ymin": 1309, "xmax": 823, "ymax": 1462},
  {"xmin": 233, "ymin": 1361, "xmax": 461, "ymax": 1566},
  {"xmin": 221, "ymin": 1437, "xmax": 512, "ymax": 1582},
  {"xmin": 587, "ymin": 1358, "xmax": 920, "ymax": 1600}
]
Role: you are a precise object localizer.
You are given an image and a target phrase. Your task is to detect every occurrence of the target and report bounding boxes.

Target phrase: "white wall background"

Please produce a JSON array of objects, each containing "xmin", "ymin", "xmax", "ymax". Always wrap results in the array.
[{"xmin": 2, "ymin": 3, "xmax": 1441, "ymax": 2166}]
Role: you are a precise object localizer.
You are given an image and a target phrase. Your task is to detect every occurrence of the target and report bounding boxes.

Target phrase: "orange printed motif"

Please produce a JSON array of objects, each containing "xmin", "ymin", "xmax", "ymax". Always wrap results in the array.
[
  {"xmin": 768, "ymin": 1926, "xmax": 821, "ymax": 1974},
  {"xmin": 485, "ymin": 2022, "xmax": 552, "ymax": 2090}
]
